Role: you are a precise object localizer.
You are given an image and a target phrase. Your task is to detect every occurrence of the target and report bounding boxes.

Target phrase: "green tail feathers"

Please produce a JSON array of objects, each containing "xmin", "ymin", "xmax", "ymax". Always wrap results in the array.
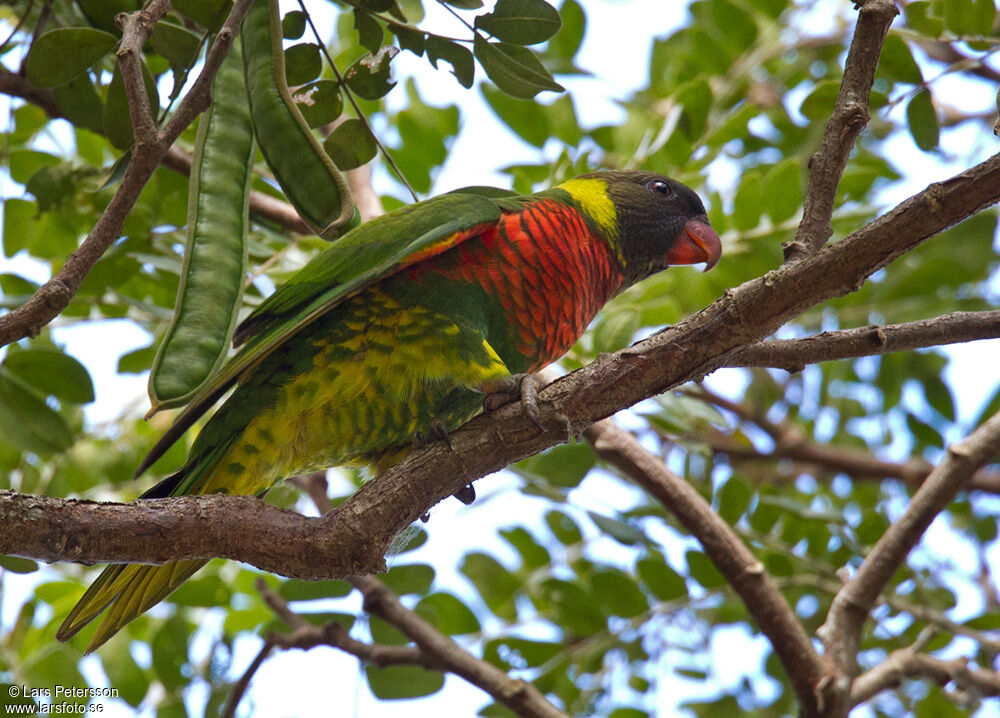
[{"xmin": 56, "ymin": 560, "xmax": 207, "ymax": 653}]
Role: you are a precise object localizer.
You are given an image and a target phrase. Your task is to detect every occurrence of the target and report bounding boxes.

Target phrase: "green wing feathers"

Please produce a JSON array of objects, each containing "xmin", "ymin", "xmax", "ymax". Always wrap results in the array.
[{"xmin": 57, "ymin": 561, "xmax": 206, "ymax": 653}]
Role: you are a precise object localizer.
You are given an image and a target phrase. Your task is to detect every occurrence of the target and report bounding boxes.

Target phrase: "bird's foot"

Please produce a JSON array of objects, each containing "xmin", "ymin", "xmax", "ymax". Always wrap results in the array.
[
  {"xmin": 412, "ymin": 419, "xmax": 452, "ymax": 450},
  {"xmin": 481, "ymin": 373, "xmax": 544, "ymax": 430}
]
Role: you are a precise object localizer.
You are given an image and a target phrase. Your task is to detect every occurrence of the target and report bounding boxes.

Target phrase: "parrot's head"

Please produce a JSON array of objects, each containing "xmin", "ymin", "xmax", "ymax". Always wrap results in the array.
[{"xmin": 569, "ymin": 170, "xmax": 722, "ymax": 285}]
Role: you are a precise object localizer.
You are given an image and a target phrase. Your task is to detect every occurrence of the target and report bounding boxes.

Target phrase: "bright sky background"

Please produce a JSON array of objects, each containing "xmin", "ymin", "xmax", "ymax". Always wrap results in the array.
[{"xmin": 2, "ymin": 1, "xmax": 1000, "ymax": 716}]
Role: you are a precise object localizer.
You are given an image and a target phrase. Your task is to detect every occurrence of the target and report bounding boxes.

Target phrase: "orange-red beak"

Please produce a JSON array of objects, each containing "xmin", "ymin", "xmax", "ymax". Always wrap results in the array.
[{"xmin": 665, "ymin": 219, "xmax": 722, "ymax": 271}]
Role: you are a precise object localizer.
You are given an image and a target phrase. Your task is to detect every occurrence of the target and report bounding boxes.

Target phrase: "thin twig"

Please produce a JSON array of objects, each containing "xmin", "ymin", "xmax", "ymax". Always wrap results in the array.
[
  {"xmin": 785, "ymin": 0, "xmax": 898, "ymax": 261},
  {"xmin": 221, "ymin": 639, "xmax": 274, "ymax": 718},
  {"xmin": 727, "ymin": 310, "xmax": 1000, "ymax": 373}
]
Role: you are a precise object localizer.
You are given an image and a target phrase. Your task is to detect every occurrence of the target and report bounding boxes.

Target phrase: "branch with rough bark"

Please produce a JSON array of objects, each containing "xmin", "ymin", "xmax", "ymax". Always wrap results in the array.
[
  {"xmin": 726, "ymin": 310, "xmax": 1000, "ymax": 373},
  {"xmin": 0, "ymin": 0, "xmax": 255, "ymax": 346},
  {"xmin": 784, "ymin": 0, "xmax": 897, "ymax": 261}
]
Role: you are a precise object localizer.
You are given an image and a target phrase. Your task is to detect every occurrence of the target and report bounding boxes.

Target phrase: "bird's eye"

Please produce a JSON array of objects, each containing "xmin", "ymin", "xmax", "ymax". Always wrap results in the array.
[{"xmin": 647, "ymin": 179, "xmax": 672, "ymax": 197}]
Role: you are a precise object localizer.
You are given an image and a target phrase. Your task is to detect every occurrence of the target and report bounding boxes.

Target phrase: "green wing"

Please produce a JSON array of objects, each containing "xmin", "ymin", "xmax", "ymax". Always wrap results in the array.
[{"xmin": 134, "ymin": 192, "xmax": 503, "ymax": 478}]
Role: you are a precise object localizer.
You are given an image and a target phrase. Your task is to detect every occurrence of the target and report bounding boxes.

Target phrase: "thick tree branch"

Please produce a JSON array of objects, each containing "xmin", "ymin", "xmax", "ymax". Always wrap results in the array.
[
  {"xmin": 581, "ymin": 415, "xmax": 831, "ymax": 716},
  {"xmin": 0, "ymin": 490, "xmax": 380, "ymax": 576},
  {"xmin": 0, "ymin": 0, "xmax": 254, "ymax": 347},
  {"xmin": 784, "ymin": 0, "xmax": 897, "ymax": 261},
  {"xmin": 727, "ymin": 310, "xmax": 1000, "ymax": 373},
  {"xmin": 818, "ymin": 409, "xmax": 1000, "ymax": 701}
]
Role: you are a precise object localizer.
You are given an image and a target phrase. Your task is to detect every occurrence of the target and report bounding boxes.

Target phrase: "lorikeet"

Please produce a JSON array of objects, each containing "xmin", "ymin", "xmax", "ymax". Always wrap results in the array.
[{"xmin": 56, "ymin": 170, "xmax": 721, "ymax": 652}]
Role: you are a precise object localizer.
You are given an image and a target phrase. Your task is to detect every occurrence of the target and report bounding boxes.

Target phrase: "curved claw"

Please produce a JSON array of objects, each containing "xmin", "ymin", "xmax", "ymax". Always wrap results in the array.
[{"xmin": 481, "ymin": 373, "xmax": 545, "ymax": 431}]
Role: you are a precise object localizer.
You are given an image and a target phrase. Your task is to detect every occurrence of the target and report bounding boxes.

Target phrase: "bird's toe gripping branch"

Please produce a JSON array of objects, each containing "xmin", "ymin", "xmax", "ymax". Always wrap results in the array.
[{"xmin": 481, "ymin": 372, "xmax": 545, "ymax": 430}]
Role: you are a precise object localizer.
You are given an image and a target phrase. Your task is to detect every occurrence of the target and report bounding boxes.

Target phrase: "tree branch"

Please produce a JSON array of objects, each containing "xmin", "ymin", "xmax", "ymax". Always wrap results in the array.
[
  {"xmin": 581, "ymin": 415, "xmax": 831, "ymax": 716},
  {"xmin": 784, "ymin": 0, "xmax": 897, "ymax": 261},
  {"xmin": 726, "ymin": 310, "xmax": 1000, "ymax": 373},
  {"xmin": 818, "ymin": 409, "xmax": 1000, "ymax": 700},
  {"xmin": 851, "ymin": 649, "xmax": 1000, "ymax": 706},
  {"xmin": 691, "ymin": 383, "xmax": 1000, "ymax": 495},
  {"xmin": 351, "ymin": 574, "xmax": 569, "ymax": 718},
  {"xmin": 0, "ymin": 0, "xmax": 255, "ymax": 347}
]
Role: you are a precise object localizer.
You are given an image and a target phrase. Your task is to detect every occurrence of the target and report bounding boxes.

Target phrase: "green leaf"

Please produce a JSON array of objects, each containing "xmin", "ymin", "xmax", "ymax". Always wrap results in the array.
[
  {"xmin": 686, "ymin": 550, "xmax": 725, "ymax": 589},
  {"xmin": 460, "ymin": 552, "xmax": 519, "ymax": 620},
  {"xmin": 799, "ymin": 80, "xmax": 839, "ymax": 122},
  {"xmin": 51, "ymin": 74, "xmax": 105, "ymax": 134},
  {"xmin": 517, "ymin": 441, "xmax": 594, "ymax": 487},
  {"xmin": 944, "ymin": 0, "xmax": 976, "ymax": 34},
  {"xmin": 0, "ymin": 369, "xmax": 74, "ymax": 454},
  {"xmin": 499, "ymin": 526, "xmax": 551, "ymax": 569},
  {"xmin": 732, "ymin": 170, "xmax": 763, "ymax": 231},
  {"xmin": 904, "ymin": 2, "xmax": 945, "ymax": 36},
  {"xmin": 481, "ymin": 84, "xmax": 550, "ymax": 147},
  {"xmin": 345, "ymin": 46, "xmax": 398, "ymax": 100},
  {"xmin": 168, "ymin": 574, "xmax": 232, "ymax": 607},
  {"xmin": 674, "ymin": 79, "xmax": 712, "ymax": 141},
  {"xmin": 545, "ymin": 509, "xmax": 582, "ymax": 545},
  {"xmin": 475, "ymin": 0, "xmax": 562, "ymax": 45},
  {"xmin": 284, "ymin": 43, "xmax": 322, "ymax": 86},
  {"xmin": 354, "ymin": 9, "xmax": 384, "ymax": 53},
  {"xmin": 0, "ymin": 555, "xmax": 39, "ymax": 574},
  {"xmin": 75, "ymin": 0, "xmax": 141, "ymax": 33},
  {"xmin": 637, "ymin": 557, "xmax": 687, "ymax": 601},
  {"xmin": 879, "ymin": 33, "xmax": 923, "ymax": 84},
  {"xmin": 173, "ymin": 0, "xmax": 232, "ymax": 31},
  {"xmin": 25, "ymin": 28, "xmax": 118, "ymax": 88},
  {"xmin": 716, "ymin": 476, "xmax": 753, "ymax": 524},
  {"xmin": 763, "ymin": 159, "xmax": 802, "ymax": 224},
  {"xmin": 99, "ymin": 634, "xmax": 150, "ymax": 706},
  {"xmin": 294, "ymin": 80, "xmax": 344, "ymax": 128},
  {"xmin": 2, "ymin": 349, "xmax": 95, "ymax": 404},
  {"xmin": 415, "ymin": 592, "xmax": 481, "ymax": 634},
  {"xmin": 426, "ymin": 36, "xmax": 475, "ymax": 88},
  {"xmin": 588, "ymin": 511, "xmax": 645, "ymax": 546},
  {"xmin": 590, "ymin": 568, "xmax": 648, "ymax": 618},
  {"xmin": 282, "ymin": 10, "xmax": 308, "ymax": 39},
  {"xmin": 546, "ymin": 0, "xmax": 585, "ymax": 64},
  {"xmin": 483, "ymin": 637, "xmax": 562, "ymax": 668},
  {"xmin": 151, "ymin": 20, "xmax": 202, "ymax": 74},
  {"xmin": 365, "ymin": 664, "xmax": 444, "ymax": 699},
  {"xmin": 474, "ymin": 36, "xmax": 564, "ymax": 98},
  {"xmin": 907, "ymin": 90, "xmax": 939, "ymax": 151},
  {"xmin": 389, "ymin": 23, "xmax": 425, "ymax": 55},
  {"xmin": 382, "ymin": 563, "xmax": 434, "ymax": 595},
  {"xmin": 442, "ymin": 0, "xmax": 483, "ymax": 7},
  {"xmin": 151, "ymin": 614, "xmax": 189, "ymax": 691},
  {"xmin": 324, "ymin": 119, "xmax": 378, "ymax": 170},
  {"xmin": 538, "ymin": 577, "xmax": 606, "ymax": 634}
]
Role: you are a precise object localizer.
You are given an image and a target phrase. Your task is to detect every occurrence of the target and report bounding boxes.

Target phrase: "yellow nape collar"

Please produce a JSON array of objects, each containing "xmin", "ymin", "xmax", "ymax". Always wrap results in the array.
[{"xmin": 558, "ymin": 177, "xmax": 618, "ymax": 239}]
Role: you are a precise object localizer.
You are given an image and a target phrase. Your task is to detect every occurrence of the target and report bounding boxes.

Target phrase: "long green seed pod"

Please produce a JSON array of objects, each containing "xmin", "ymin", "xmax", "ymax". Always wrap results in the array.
[
  {"xmin": 148, "ymin": 37, "xmax": 253, "ymax": 415},
  {"xmin": 242, "ymin": 0, "xmax": 357, "ymax": 240}
]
